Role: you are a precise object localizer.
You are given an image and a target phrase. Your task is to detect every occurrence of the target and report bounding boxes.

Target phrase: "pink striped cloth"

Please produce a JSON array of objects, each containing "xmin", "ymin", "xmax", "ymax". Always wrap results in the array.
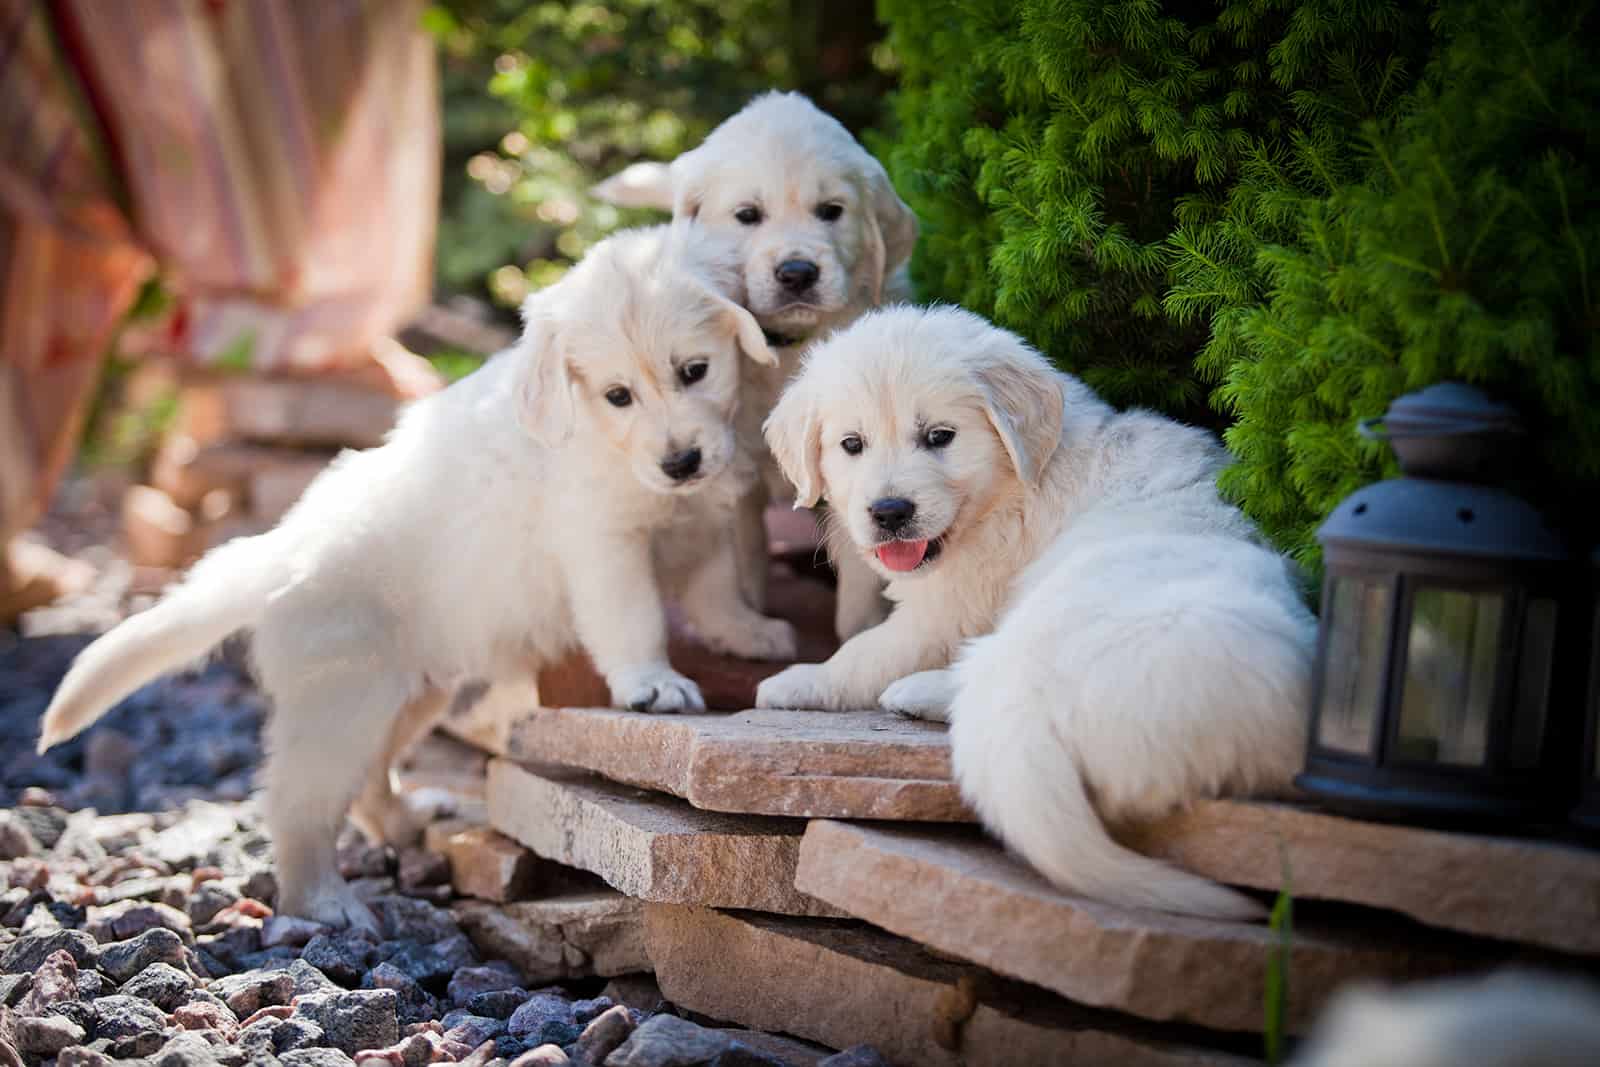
[{"xmin": 0, "ymin": 0, "xmax": 439, "ymax": 540}]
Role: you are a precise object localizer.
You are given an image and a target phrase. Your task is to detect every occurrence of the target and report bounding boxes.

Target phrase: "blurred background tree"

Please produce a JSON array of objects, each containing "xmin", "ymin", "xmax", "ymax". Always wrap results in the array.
[{"xmin": 426, "ymin": 0, "xmax": 893, "ymax": 315}]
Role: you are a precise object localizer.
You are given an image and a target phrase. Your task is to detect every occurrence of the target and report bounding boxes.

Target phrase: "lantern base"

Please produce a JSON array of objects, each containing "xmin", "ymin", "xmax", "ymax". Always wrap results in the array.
[
  {"xmin": 1572, "ymin": 792, "xmax": 1600, "ymax": 836},
  {"xmin": 1294, "ymin": 770, "xmax": 1553, "ymax": 828}
]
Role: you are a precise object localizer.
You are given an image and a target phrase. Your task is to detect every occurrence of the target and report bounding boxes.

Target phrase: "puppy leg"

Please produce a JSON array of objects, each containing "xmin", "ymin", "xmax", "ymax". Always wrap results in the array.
[
  {"xmin": 757, "ymin": 607, "xmax": 953, "ymax": 711},
  {"xmin": 680, "ymin": 526, "xmax": 798, "ymax": 661},
  {"xmin": 568, "ymin": 534, "xmax": 705, "ymax": 712},
  {"xmin": 880, "ymin": 668, "xmax": 959, "ymax": 722},
  {"xmin": 347, "ymin": 686, "xmax": 450, "ymax": 847},
  {"xmin": 833, "ymin": 545, "xmax": 890, "ymax": 640},
  {"xmin": 263, "ymin": 669, "xmax": 418, "ymax": 932},
  {"xmin": 733, "ymin": 484, "xmax": 770, "ymax": 613}
]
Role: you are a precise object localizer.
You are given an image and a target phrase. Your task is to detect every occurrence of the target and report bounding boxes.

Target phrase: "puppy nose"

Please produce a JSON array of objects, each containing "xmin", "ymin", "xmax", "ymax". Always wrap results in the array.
[
  {"xmin": 869, "ymin": 497, "xmax": 916, "ymax": 532},
  {"xmin": 774, "ymin": 259, "xmax": 820, "ymax": 292},
  {"xmin": 660, "ymin": 447, "xmax": 702, "ymax": 482}
]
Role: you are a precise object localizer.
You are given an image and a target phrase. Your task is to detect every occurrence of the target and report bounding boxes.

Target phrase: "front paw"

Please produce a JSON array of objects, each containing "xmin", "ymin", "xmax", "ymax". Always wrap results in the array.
[
  {"xmin": 756, "ymin": 663, "xmax": 839, "ymax": 710},
  {"xmin": 609, "ymin": 664, "xmax": 706, "ymax": 713},
  {"xmin": 880, "ymin": 670, "xmax": 956, "ymax": 723},
  {"xmin": 697, "ymin": 615, "xmax": 799, "ymax": 661}
]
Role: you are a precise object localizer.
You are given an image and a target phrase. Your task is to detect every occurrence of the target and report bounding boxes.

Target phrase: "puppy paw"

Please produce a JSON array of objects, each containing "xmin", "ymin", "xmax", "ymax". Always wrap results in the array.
[
  {"xmin": 697, "ymin": 615, "xmax": 800, "ymax": 661},
  {"xmin": 292, "ymin": 884, "xmax": 382, "ymax": 936},
  {"xmin": 880, "ymin": 669, "xmax": 957, "ymax": 723},
  {"xmin": 609, "ymin": 665, "xmax": 706, "ymax": 714},
  {"xmin": 756, "ymin": 663, "xmax": 839, "ymax": 710}
]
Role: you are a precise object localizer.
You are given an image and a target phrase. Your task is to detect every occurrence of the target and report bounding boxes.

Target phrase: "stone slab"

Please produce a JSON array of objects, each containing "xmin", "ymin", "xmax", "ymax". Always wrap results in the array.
[
  {"xmin": 177, "ymin": 376, "xmax": 401, "ymax": 449},
  {"xmin": 151, "ymin": 436, "xmax": 330, "ymax": 517},
  {"xmin": 423, "ymin": 820, "xmax": 539, "ymax": 903},
  {"xmin": 452, "ymin": 892, "xmax": 649, "ymax": 984},
  {"xmin": 798, "ymin": 821, "xmax": 1481, "ymax": 1036},
  {"xmin": 536, "ymin": 559, "xmax": 840, "ymax": 711},
  {"xmin": 487, "ymin": 761, "xmax": 843, "ymax": 917},
  {"xmin": 505, "ymin": 705, "xmax": 970, "ymax": 823},
  {"xmin": 645, "ymin": 905, "xmax": 1259, "ymax": 1067},
  {"xmin": 1120, "ymin": 800, "xmax": 1600, "ymax": 957}
]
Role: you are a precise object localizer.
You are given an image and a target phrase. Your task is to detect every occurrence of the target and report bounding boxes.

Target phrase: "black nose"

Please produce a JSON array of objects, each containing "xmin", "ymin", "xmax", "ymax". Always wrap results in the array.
[
  {"xmin": 774, "ymin": 259, "xmax": 820, "ymax": 293},
  {"xmin": 869, "ymin": 497, "xmax": 916, "ymax": 532},
  {"xmin": 660, "ymin": 447, "xmax": 702, "ymax": 482}
]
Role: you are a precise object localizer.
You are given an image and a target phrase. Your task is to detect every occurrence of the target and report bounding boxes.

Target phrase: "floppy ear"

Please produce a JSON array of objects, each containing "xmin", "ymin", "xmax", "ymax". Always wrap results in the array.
[
  {"xmin": 860, "ymin": 158, "xmax": 918, "ymax": 303},
  {"xmin": 590, "ymin": 161, "xmax": 674, "ymax": 210},
  {"xmin": 512, "ymin": 310, "xmax": 578, "ymax": 447},
  {"xmin": 973, "ymin": 347, "xmax": 1064, "ymax": 487},
  {"xmin": 711, "ymin": 289, "xmax": 776, "ymax": 366},
  {"xmin": 670, "ymin": 148, "xmax": 708, "ymax": 221},
  {"xmin": 763, "ymin": 376, "xmax": 824, "ymax": 508}
]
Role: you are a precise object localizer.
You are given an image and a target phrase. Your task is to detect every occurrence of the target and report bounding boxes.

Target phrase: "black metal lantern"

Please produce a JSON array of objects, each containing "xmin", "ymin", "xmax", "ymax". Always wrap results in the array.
[
  {"xmin": 1296, "ymin": 383, "xmax": 1581, "ymax": 824},
  {"xmin": 1573, "ymin": 550, "xmax": 1600, "ymax": 833}
]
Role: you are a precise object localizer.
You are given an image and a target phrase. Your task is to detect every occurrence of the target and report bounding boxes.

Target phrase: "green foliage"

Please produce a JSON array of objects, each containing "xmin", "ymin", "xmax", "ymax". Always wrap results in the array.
[
  {"xmin": 878, "ymin": 0, "xmax": 1431, "ymax": 427},
  {"xmin": 1217, "ymin": 0, "xmax": 1600, "ymax": 569},
  {"xmin": 428, "ymin": 0, "xmax": 891, "ymax": 306},
  {"xmin": 1263, "ymin": 854, "xmax": 1293, "ymax": 1063}
]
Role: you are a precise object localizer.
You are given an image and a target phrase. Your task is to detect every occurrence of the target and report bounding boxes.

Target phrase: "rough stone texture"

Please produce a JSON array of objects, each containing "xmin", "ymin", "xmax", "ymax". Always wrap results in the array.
[
  {"xmin": 293, "ymin": 989, "xmax": 400, "ymax": 1056},
  {"xmin": 279, "ymin": 1049, "xmax": 359, "ymax": 1067},
  {"xmin": 452, "ymin": 895, "xmax": 649, "ymax": 985},
  {"xmin": 120, "ymin": 961, "xmax": 197, "ymax": 1010},
  {"xmin": 815, "ymin": 1046, "xmax": 890, "ymax": 1067},
  {"xmin": 503, "ymin": 707, "xmax": 969, "ymax": 823},
  {"xmin": 422, "ymin": 821, "xmax": 539, "ymax": 903},
  {"xmin": 645, "ymin": 905, "xmax": 1259, "ymax": 1067},
  {"xmin": 571, "ymin": 1004, "xmax": 634, "ymax": 1065},
  {"xmin": 93, "ymin": 994, "xmax": 172, "ymax": 1057},
  {"xmin": 100, "ymin": 927, "xmax": 190, "ymax": 982},
  {"xmin": 0, "ymin": 929, "xmax": 99, "ymax": 973},
  {"xmin": 487, "ymin": 762, "xmax": 842, "ymax": 917},
  {"xmin": 85, "ymin": 900, "xmax": 192, "ymax": 943},
  {"xmin": 603, "ymin": 1014, "xmax": 789, "ymax": 1067},
  {"xmin": 15, "ymin": 1013, "xmax": 86, "ymax": 1057},
  {"xmin": 1120, "ymin": 799, "xmax": 1600, "ymax": 956},
  {"xmin": 210, "ymin": 970, "xmax": 297, "ymax": 1015},
  {"xmin": 798, "ymin": 821, "xmax": 1482, "ymax": 1035},
  {"xmin": 713, "ymin": 1030, "xmax": 833, "ymax": 1067}
]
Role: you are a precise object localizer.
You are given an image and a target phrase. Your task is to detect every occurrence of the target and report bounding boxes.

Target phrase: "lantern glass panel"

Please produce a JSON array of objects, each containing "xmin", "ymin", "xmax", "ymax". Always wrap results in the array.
[
  {"xmin": 1397, "ymin": 588, "xmax": 1504, "ymax": 765},
  {"xmin": 1510, "ymin": 598, "xmax": 1558, "ymax": 769},
  {"xmin": 1317, "ymin": 575, "xmax": 1392, "ymax": 755}
]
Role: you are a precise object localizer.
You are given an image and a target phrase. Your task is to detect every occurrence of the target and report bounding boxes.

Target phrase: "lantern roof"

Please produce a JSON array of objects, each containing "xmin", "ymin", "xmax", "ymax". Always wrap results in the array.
[{"xmin": 1319, "ymin": 478, "xmax": 1568, "ymax": 561}]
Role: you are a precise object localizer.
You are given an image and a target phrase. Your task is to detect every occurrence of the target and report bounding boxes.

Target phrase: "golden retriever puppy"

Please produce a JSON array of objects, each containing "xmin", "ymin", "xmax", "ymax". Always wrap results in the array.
[
  {"xmin": 595, "ymin": 92, "xmax": 918, "ymax": 640},
  {"xmin": 1291, "ymin": 971, "xmax": 1600, "ymax": 1067},
  {"xmin": 36, "ymin": 226, "xmax": 776, "ymax": 931},
  {"xmin": 756, "ymin": 305, "xmax": 1315, "ymax": 919}
]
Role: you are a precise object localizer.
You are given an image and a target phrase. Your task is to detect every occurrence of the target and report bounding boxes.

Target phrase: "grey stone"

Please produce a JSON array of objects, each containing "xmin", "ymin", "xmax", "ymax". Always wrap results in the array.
[
  {"xmin": 121, "ymin": 962, "xmax": 196, "ymax": 1011},
  {"xmin": 506, "ymin": 994, "xmax": 574, "ymax": 1044},
  {"xmin": 443, "ymin": 1013, "xmax": 507, "ymax": 1048},
  {"xmin": 303, "ymin": 934, "xmax": 378, "ymax": 987},
  {"xmin": 152, "ymin": 1030, "xmax": 232, "ymax": 1067},
  {"xmin": 55, "ymin": 1046, "xmax": 117, "ymax": 1067},
  {"xmin": 86, "ymin": 900, "xmax": 192, "ymax": 944},
  {"xmin": 448, "ymin": 966, "xmax": 523, "ymax": 1008},
  {"xmin": 75, "ymin": 971, "xmax": 113, "ymax": 999},
  {"xmin": 279, "ymin": 958, "xmax": 339, "ymax": 998},
  {"xmin": 397, "ymin": 849, "xmax": 450, "ymax": 891},
  {"xmin": 93, "ymin": 993, "xmax": 171, "ymax": 1057},
  {"xmin": 509, "ymin": 1047, "xmax": 571, "ymax": 1066},
  {"xmin": 10, "ymin": 806, "xmax": 68, "ymax": 850},
  {"xmin": 602, "ymin": 1014, "xmax": 786, "ymax": 1067},
  {"xmin": 241, "ymin": 870, "xmax": 277, "ymax": 907},
  {"xmin": 210, "ymin": 970, "xmax": 296, "ymax": 1015},
  {"xmin": 269, "ymin": 1017, "xmax": 325, "ymax": 1053},
  {"xmin": 465, "ymin": 989, "xmax": 528, "ymax": 1020},
  {"xmin": 0, "ymin": 973, "xmax": 29, "ymax": 1007},
  {"xmin": 363, "ymin": 963, "xmax": 436, "ymax": 1027},
  {"xmin": 572, "ymin": 996, "xmax": 617, "ymax": 1026},
  {"xmin": 429, "ymin": 933, "xmax": 479, "ymax": 973},
  {"xmin": 372, "ymin": 899, "xmax": 459, "ymax": 944},
  {"xmin": 378, "ymin": 942, "xmax": 452, "ymax": 990},
  {"xmin": 187, "ymin": 882, "xmax": 242, "ymax": 927},
  {"xmin": 260, "ymin": 916, "xmax": 327, "ymax": 949},
  {"xmin": 100, "ymin": 926, "xmax": 189, "ymax": 982},
  {"xmin": 816, "ymin": 1048, "xmax": 891, "ymax": 1067},
  {"xmin": 0, "ymin": 813, "xmax": 40, "ymax": 860},
  {"xmin": 279, "ymin": 1049, "xmax": 357, "ymax": 1067},
  {"xmin": 292, "ymin": 989, "xmax": 398, "ymax": 1055},
  {"xmin": 15, "ymin": 1012, "xmax": 86, "ymax": 1056},
  {"xmin": 18, "ymin": 947, "xmax": 78, "ymax": 1015},
  {"xmin": 0, "ymin": 929, "xmax": 98, "ymax": 972},
  {"xmin": 572, "ymin": 1005, "xmax": 634, "ymax": 1066}
]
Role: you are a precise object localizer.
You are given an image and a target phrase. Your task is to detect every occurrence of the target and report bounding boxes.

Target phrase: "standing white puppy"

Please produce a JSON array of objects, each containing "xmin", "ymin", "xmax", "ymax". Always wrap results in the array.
[
  {"xmin": 595, "ymin": 92, "xmax": 918, "ymax": 640},
  {"xmin": 756, "ymin": 306, "xmax": 1315, "ymax": 920},
  {"xmin": 36, "ymin": 227, "xmax": 776, "ymax": 931}
]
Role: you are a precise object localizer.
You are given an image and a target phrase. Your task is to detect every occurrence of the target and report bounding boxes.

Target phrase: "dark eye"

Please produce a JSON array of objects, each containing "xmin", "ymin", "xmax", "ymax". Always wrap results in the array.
[
  {"xmin": 734, "ymin": 206, "xmax": 762, "ymax": 226},
  {"xmin": 816, "ymin": 202, "xmax": 844, "ymax": 222},
  {"xmin": 841, "ymin": 434, "xmax": 864, "ymax": 456},
  {"xmin": 678, "ymin": 360, "xmax": 709, "ymax": 386},
  {"xmin": 925, "ymin": 427, "xmax": 956, "ymax": 448},
  {"xmin": 605, "ymin": 386, "xmax": 633, "ymax": 408}
]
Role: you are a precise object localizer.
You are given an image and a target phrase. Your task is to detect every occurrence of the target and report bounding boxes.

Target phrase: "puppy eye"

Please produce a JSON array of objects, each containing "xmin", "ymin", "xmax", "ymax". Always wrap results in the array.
[
  {"xmin": 605, "ymin": 386, "xmax": 633, "ymax": 408},
  {"xmin": 815, "ymin": 202, "xmax": 844, "ymax": 222},
  {"xmin": 925, "ymin": 427, "xmax": 956, "ymax": 449},
  {"xmin": 840, "ymin": 434, "xmax": 864, "ymax": 456},
  {"xmin": 734, "ymin": 206, "xmax": 762, "ymax": 226},
  {"xmin": 678, "ymin": 360, "xmax": 709, "ymax": 386}
]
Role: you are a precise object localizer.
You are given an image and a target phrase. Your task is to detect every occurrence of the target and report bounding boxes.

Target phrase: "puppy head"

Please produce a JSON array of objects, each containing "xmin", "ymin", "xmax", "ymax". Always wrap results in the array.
[
  {"xmin": 664, "ymin": 92, "xmax": 917, "ymax": 337},
  {"xmin": 765, "ymin": 306, "xmax": 1063, "ymax": 579},
  {"xmin": 516, "ymin": 225, "xmax": 773, "ymax": 495}
]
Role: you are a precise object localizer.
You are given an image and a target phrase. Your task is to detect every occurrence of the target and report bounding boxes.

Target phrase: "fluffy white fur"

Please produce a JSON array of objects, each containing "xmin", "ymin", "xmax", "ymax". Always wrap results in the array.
[
  {"xmin": 756, "ymin": 306, "xmax": 1315, "ymax": 920},
  {"xmin": 596, "ymin": 91, "xmax": 918, "ymax": 640},
  {"xmin": 36, "ymin": 226, "xmax": 781, "ymax": 931},
  {"xmin": 1290, "ymin": 971, "xmax": 1600, "ymax": 1067}
]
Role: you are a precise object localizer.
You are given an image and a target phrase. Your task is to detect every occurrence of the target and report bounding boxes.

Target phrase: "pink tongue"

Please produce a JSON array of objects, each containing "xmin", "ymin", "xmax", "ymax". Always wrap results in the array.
[{"xmin": 876, "ymin": 539, "xmax": 929, "ymax": 572}]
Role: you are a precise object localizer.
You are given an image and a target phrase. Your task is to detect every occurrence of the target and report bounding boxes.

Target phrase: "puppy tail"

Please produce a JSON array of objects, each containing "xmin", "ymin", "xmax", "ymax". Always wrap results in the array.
[
  {"xmin": 37, "ymin": 532, "xmax": 281, "ymax": 753},
  {"xmin": 950, "ymin": 686, "xmax": 1266, "ymax": 923}
]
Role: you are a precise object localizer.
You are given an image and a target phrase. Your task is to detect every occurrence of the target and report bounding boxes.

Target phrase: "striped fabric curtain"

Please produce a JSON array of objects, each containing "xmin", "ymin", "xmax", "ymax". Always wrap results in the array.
[{"xmin": 0, "ymin": 0, "xmax": 439, "ymax": 542}]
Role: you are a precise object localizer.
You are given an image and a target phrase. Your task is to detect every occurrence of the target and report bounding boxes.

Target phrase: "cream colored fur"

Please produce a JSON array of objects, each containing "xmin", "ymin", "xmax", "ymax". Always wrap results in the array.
[
  {"xmin": 36, "ymin": 226, "xmax": 778, "ymax": 931},
  {"xmin": 596, "ymin": 91, "xmax": 918, "ymax": 640},
  {"xmin": 756, "ymin": 306, "xmax": 1315, "ymax": 920}
]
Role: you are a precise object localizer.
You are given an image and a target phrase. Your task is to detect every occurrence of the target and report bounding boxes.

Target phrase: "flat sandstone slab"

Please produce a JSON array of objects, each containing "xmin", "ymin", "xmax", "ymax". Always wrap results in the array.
[
  {"xmin": 487, "ymin": 760, "xmax": 843, "ymax": 917},
  {"xmin": 1121, "ymin": 799, "xmax": 1600, "ymax": 956},
  {"xmin": 504, "ymin": 706, "xmax": 971, "ymax": 822},
  {"xmin": 797, "ymin": 821, "xmax": 1478, "ymax": 1036},
  {"xmin": 644, "ymin": 905, "xmax": 1258, "ymax": 1067},
  {"xmin": 453, "ymin": 891, "xmax": 649, "ymax": 984}
]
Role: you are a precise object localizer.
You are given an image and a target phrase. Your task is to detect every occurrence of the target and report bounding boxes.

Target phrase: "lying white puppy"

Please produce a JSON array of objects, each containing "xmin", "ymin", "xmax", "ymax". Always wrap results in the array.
[
  {"xmin": 595, "ymin": 91, "xmax": 919, "ymax": 640},
  {"xmin": 36, "ymin": 226, "xmax": 777, "ymax": 930},
  {"xmin": 756, "ymin": 306, "xmax": 1315, "ymax": 920}
]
